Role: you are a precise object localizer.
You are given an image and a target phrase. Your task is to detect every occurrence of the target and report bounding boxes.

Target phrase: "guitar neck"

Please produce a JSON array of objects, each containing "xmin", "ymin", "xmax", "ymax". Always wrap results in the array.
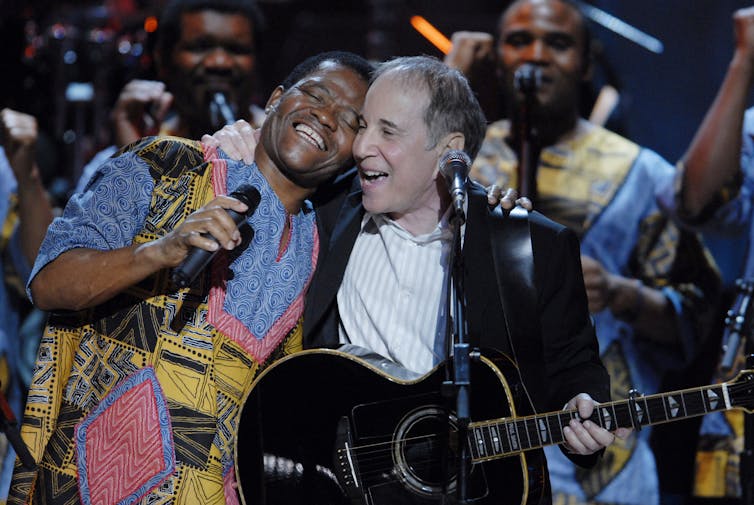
[{"xmin": 468, "ymin": 379, "xmax": 740, "ymax": 463}]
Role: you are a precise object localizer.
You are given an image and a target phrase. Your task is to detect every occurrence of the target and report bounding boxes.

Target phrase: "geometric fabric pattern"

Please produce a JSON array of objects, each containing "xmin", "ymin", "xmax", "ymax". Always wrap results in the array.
[
  {"xmin": 9, "ymin": 137, "xmax": 308, "ymax": 505},
  {"xmin": 75, "ymin": 367, "xmax": 174, "ymax": 505},
  {"xmin": 470, "ymin": 120, "xmax": 638, "ymax": 239}
]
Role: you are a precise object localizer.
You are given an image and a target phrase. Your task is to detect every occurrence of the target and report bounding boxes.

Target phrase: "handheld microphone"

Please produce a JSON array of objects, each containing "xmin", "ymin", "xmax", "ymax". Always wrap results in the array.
[
  {"xmin": 209, "ymin": 92, "xmax": 236, "ymax": 129},
  {"xmin": 439, "ymin": 150, "xmax": 471, "ymax": 223},
  {"xmin": 171, "ymin": 183, "xmax": 261, "ymax": 288},
  {"xmin": 513, "ymin": 64, "xmax": 542, "ymax": 95}
]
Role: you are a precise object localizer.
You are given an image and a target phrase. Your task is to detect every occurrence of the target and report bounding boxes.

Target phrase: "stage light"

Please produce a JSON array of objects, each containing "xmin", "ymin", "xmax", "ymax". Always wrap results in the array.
[
  {"xmin": 144, "ymin": 16, "xmax": 158, "ymax": 33},
  {"xmin": 410, "ymin": 15, "xmax": 452, "ymax": 55}
]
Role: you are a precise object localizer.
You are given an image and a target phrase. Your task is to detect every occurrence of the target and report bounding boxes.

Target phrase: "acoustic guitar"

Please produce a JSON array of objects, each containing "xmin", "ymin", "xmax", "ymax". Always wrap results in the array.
[{"xmin": 234, "ymin": 348, "xmax": 754, "ymax": 505}]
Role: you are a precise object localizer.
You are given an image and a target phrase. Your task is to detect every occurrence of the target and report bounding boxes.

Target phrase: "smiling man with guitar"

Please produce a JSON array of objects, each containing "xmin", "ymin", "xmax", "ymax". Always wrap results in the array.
[{"xmin": 213, "ymin": 55, "xmax": 621, "ymax": 505}]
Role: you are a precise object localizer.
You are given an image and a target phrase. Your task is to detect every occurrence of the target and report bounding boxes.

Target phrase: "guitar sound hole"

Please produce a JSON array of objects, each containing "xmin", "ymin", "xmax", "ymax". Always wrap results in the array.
[{"xmin": 392, "ymin": 407, "xmax": 458, "ymax": 497}]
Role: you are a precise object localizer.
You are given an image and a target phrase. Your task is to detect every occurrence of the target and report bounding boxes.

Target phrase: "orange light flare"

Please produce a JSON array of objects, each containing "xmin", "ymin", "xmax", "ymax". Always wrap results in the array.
[
  {"xmin": 144, "ymin": 16, "xmax": 158, "ymax": 33},
  {"xmin": 410, "ymin": 15, "xmax": 452, "ymax": 55}
]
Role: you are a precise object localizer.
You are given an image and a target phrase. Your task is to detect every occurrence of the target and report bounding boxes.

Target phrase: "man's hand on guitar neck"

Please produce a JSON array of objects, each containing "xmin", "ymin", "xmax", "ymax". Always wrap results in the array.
[{"xmin": 562, "ymin": 393, "xmax": 632, "ymax": 455}]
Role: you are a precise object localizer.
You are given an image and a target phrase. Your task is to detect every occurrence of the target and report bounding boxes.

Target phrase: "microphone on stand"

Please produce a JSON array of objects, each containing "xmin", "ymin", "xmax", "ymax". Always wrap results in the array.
[
  {"xmin": 439, "ymin": 150, "xmax": 471, "ymax": 223},
  {"xmin": 513, "ymin": 63, "xmax": 543, "ymax": 95},
  {"xmin": 209, "ymin": 92, "xmax": 236, "ymax": 129},
  {"xmin": 512, "ymin": 63, "xmax": 542, "ymax": 202},
  {"xmin": 171, "ymin": 184, "xmax": 261, "ymax": 288},
  {"xmin": 720, "ymin": 279, "xmax": 754, "ymax": 373}
]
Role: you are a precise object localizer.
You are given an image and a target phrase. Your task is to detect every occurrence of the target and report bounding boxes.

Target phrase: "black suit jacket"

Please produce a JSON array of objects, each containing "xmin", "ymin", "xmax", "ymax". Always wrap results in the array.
[{"xmin": 304, "ymin": 170, "xmax": 609, "ymax": 420}]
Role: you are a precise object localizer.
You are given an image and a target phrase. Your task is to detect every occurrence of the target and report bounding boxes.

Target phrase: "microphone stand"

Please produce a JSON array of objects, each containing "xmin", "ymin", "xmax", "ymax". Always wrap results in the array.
[
  {"xmin": 443, "ymin": 204, "xmax": 472, "ymax": 504},
  {"xmin": 745, "ymin": 351, "xmax": 754, "ymax": 505},
  {"xmin": 716, "ymin": 278, "xmax": 754, "ymax": 503},
  {"xmin": 514, "ymin": 66, "xmax": 542, "ymax": 203},
  {"xmin": 0, "ymin": 388, "xmax": 36, "ymax": 470}
]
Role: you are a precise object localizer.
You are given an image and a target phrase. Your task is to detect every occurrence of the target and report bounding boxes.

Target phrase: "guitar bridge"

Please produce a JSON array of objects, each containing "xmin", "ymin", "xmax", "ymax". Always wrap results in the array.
[{"xmin": 334, "ymin": 416, "xmax": 364, "ymax": 502}]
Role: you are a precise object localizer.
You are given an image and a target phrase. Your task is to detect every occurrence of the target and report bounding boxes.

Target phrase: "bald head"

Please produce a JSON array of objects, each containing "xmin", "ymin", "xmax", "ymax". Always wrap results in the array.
[{"xmin": 499, "ymin": 0, "xmax": 590, "ymax": 68}]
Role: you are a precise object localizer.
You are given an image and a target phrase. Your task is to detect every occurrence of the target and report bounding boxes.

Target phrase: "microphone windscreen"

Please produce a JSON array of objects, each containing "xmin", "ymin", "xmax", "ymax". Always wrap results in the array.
[
  {"xmin": 439, "ymin": 149, "xmax": 471, "ymax": 179},
  {"xmin": 513, "ymin": 63, "xmax": 542, "ymax": 93}
]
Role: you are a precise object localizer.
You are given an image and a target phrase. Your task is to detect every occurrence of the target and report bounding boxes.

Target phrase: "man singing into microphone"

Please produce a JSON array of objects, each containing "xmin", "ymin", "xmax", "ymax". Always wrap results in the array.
[
  {"xmin": 9, "ymin": 51, "xmax": 372, "ymax": 505},
  {"xmin": 76, "ymin": 0, "xmax": 267, "ymax": 192},
  {"xmin": 302, "ymin": 55, "xmax": 619, "ymax": 502},
  {"xmin": 209, "ymin": 54, "xmax": 623, "ymax": 503}
]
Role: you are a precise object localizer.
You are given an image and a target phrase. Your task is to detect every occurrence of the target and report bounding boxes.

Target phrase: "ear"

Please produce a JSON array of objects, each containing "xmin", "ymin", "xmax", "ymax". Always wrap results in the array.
[
  {"xmin": 438, "ymin": 132, "xmax": 466, "ymax": 154},
  {"xmin": 434, "ymin": 132, "xmax": 466, "ymax": 176},
  {"xmin": 264, "ymin": 85, "xmax": 286, "ymax": 113}
]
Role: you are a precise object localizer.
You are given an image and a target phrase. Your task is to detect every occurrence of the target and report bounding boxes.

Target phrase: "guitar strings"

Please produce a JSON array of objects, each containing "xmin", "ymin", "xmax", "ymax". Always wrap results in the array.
[
  {"xmin": 335, "ymin": 381, "xmax": 754, "ymax": 481},
  {"xmin": 340, "ymin": 433, "xmax": 453, "ymax": 480}
]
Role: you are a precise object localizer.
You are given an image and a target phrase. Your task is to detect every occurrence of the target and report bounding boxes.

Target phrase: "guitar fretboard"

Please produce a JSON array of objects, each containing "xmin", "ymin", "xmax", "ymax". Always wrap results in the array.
[{"xmin": 467, "ymin": 382, "xmax": 731, "ymax": 462}]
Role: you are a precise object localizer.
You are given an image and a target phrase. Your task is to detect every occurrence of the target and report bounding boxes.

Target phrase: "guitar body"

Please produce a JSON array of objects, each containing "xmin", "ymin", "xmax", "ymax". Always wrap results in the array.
[{"xmin": 235, "ymin": 348, "xmax": 549, "ymax": 505}]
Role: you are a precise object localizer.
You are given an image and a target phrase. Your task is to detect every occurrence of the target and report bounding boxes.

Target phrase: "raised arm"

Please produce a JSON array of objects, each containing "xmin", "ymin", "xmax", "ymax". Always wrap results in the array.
[
  {"xmin": 680, "ymin": 7, "xmax": 754, "ymax": 218},
  {"xmin": 110, "ymin": 79, "xmax": 174, "ymax": 147},
  {"xmin": 1, "ymin": 108, "xmax": 54, "ymax": 265}
]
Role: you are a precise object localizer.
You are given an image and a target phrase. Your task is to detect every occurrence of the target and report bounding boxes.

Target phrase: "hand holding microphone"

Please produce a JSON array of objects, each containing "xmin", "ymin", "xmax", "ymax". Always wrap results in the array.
[
  {"xmin": 439, "ymin": 149, "xmax": 471, "ymax": 223},
  {"xmin": 170, "ymin": 184, "xmax": 261, "ymax": 288}
]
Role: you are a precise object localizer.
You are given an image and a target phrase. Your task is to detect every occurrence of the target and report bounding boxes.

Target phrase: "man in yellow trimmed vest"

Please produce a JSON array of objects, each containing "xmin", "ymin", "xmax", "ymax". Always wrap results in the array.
[{"xmin": 445, "ymin": 1, "xmax": 721, "ymax": 504}]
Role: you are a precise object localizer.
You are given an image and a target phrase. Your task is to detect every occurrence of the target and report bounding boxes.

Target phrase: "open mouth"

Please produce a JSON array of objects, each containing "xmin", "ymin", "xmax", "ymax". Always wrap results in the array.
[
  {"xmin": 360, "ymin": 169, "xmax": 388, "ymax": 182},
  {"xmin": 294, "ymin": 123, "xmax": 326, "ymax": 151}
]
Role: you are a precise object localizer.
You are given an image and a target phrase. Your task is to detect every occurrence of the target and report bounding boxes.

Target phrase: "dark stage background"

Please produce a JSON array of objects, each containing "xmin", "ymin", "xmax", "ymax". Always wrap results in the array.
[
  {"xmin": 0, "ymin": 0, "xmax": 752, "ymax": 279},
  {"xmin": 2, "ymin": 0, "xmax": 753, "ymax": 176},
  {"xmin": 1, "ymin": 1, "xmax": 751, "ymax": 499}
]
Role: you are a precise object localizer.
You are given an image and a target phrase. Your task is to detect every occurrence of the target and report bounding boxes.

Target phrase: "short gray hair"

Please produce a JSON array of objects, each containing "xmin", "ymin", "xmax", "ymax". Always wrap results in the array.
[{"xmin": 372, "ymin": 56, "xmax": 487, "ymax": 159}]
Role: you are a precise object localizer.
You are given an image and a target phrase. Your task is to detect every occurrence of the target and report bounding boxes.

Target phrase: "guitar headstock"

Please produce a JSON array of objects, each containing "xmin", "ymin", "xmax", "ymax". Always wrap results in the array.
[{"xmin": 729, "ymin": 369, "xmax": 754, "ymax": 413}]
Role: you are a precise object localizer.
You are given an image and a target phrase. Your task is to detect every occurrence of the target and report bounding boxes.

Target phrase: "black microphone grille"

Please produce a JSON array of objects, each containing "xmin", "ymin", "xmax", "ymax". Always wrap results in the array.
[
  {"xmin": 439, "ymin": 149, "xmax": 471, "ymax": 176},
  {"xmin": 229, "ymin": 184, "xmax": 261, "ymax": 214},
  {"xmin": 513, "ymin": 63, "xmax": 542, "ymax": 93}
]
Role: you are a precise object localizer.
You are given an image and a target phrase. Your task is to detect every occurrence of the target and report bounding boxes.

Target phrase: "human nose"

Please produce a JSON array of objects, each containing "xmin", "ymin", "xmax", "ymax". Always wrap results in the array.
[
  {"xmin": 203, "ymin": 47, "xmax": 234, "ymax": 70},
  {"xmin": 352, "ymin": 126, "xmax": 372, "ymax": 162},
  {"xmin": 311, "ymin": 102, "xmax": 339, "ymax": 131},
  {"xmin": 521, "ymin": 39, "xmax": 546, "ymax": 62}
]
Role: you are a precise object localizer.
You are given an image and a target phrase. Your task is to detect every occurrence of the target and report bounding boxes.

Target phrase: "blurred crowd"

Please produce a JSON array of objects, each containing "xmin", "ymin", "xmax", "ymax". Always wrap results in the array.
[{"xmin": 2, "ymin": 1, "xmax": 754, "ymax": 505}]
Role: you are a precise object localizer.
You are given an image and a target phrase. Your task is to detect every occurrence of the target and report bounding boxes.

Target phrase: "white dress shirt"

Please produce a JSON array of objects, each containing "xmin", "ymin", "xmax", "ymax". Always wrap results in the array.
[{"xmin": 337, "ymin": 210, "xmax": 457, "ymax": 374}]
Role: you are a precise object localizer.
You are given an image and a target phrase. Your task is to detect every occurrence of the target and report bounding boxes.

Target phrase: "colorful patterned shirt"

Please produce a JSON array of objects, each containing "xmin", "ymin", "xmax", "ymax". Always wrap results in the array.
[{"xmin": 9, "ymin": 137, "xmax": 318, "ymax": 505}]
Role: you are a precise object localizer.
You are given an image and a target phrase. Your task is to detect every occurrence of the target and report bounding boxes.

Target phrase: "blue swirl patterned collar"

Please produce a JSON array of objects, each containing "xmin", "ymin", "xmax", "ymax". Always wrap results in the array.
[{"xmin": 208, "ymin": 158, "xmax": 318, "ymax": 362}]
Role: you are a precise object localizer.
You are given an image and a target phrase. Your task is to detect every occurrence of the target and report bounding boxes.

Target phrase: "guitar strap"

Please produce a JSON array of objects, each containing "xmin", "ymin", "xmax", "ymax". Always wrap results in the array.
[{"xmin": 488, "ymin": 206, "xmax": 546, "ymax": 413}]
